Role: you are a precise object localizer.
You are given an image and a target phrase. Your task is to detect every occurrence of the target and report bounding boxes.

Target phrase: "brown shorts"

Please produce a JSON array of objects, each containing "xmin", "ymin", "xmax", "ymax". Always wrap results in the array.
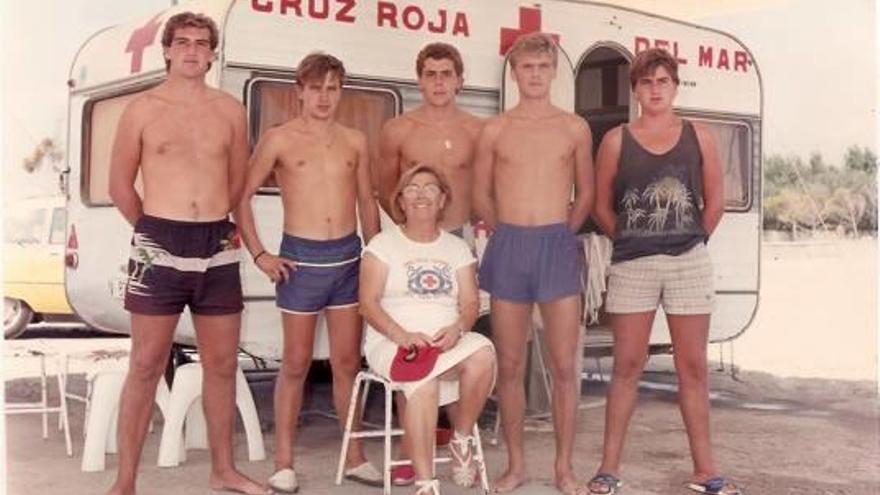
[{"xmin": 124, "ymin": 215, "xmax": 243, "ymax": 316}]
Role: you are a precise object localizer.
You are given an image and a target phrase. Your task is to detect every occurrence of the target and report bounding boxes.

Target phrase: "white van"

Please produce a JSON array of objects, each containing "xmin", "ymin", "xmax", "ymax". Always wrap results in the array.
[{"xmin": 63, "ymin": 0, "xmax": 761, "ymax": 359}]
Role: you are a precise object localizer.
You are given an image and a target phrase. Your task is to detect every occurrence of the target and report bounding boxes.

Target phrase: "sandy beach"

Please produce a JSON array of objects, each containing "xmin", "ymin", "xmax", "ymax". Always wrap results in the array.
[{"xmin": 732, "ymin": 239, "xmax": 877, "ymax": 382}]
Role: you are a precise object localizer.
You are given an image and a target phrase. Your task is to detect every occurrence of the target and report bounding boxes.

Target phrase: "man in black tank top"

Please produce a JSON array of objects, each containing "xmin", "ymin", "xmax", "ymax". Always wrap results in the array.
[{"xmin": 589, "ymin": 49, "xmax": 742, "ymax": 495}]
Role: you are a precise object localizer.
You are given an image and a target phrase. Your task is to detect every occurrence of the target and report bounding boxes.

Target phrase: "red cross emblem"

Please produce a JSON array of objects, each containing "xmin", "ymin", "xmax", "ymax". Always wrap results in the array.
[
  {"xmin": 499, "ymin": 6, "xmax": 560, "ymax": 56},
  {"xmin": 126, "ymin": 13, "xmax": 164, "ymax": 74},
  {"xmin": 421, "ymin": 274, "xmax": 438, "ymax": 289}
]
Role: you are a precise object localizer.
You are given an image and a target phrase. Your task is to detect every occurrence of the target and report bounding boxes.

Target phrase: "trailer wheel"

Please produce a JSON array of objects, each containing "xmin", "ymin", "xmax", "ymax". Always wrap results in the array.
[{"xmin": 4, "ymin": 297, "xmax": 33, "ymax": 339}]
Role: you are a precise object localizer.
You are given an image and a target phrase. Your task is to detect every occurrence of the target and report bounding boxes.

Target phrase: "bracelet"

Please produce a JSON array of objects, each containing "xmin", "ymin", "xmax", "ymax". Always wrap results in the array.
[{"xmin": 252, "ymin": 250, "xmax": 267, "ymax": 263}]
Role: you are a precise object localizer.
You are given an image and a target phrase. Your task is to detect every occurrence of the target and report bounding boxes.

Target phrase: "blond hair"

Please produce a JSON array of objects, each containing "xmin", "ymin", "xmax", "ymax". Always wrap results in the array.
[
  {"xmin": 507, "ymin": 32, "xmax": 558, "ymax": 68},
  {"xmin": 390, "ymin": 164, "xmax": 452, "ymax": 224}
]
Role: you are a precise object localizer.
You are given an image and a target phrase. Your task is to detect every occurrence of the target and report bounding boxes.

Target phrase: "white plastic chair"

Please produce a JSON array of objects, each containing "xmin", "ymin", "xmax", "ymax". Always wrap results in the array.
[
  {"xmin": 79, "ymin": 370, "xmax": 173, "ymax": 472},
  {"xmin": 59, "ymin": 349, "xmax": 130, "ymax": 438},
  {"xmin": 156, "ymin": 362, "xmax": 265, "ymax": 467},
  {"xmin": 4, "ymin": 350, "xmax": 72, "ymax": 457},
  {"xmin": 335, "ymin": 370, "xmax": 490, "ymax": 495}
]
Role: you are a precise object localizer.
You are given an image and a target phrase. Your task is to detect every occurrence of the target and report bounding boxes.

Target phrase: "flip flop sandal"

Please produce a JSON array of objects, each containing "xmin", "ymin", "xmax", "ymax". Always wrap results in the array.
[
  {"xmin": 588, "ymin": 473, "xmax": 623, "ymax": 495},
  {"xmin": 686, "ymin": 477, "xmax": 743, "ymax": 495}
]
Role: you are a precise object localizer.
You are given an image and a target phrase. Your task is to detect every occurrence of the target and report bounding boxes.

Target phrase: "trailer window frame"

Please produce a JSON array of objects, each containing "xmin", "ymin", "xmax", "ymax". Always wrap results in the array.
[
  {"xmin": 244, "ymin": 76, "xmax": 402, "ymax": 194},
  {"xmin": 80, "ymin": 81, "xmax": 160, "ymax": 207},
  {"xmin": 678, "ymin": 113, "xmax": 755, "ymax": 212}
]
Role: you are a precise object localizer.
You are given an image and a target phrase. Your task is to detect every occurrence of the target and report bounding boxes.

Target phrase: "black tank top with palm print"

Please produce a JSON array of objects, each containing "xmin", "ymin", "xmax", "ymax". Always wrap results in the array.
[{"xmin": 611, "ymin": 119, "xmax": 707, "ymax": 263}]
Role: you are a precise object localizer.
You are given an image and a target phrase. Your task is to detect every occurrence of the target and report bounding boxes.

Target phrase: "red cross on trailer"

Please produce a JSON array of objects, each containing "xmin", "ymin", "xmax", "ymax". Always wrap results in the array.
[
  {"xmin": 499, "ymin": 6, "xmax": 560, "ymax": 55},
  {"xmin": 126, "ymin": 13, "xmax": 163, "ymax": 74}
]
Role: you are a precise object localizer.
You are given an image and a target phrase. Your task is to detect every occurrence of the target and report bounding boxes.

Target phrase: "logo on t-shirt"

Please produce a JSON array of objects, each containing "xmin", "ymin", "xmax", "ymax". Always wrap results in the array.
[{"xmin": 406, "ymin": 261, "xmax": 453, "ymax": 297}]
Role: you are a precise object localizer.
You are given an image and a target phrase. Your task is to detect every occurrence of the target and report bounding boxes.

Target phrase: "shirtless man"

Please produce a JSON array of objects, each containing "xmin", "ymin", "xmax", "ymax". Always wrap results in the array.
[
  {"xmin": 377, "ymin": 42, "xmax": 483, "ymax": 486},
  {"xmin": 472, "ymin": 33, "xmax": 594, "ymax": 495},
  {"xmin": 235, "ymin": 53, "xmax": 381, "ymax": 493},
  {"xmin": 378, "ymin": 42, "xmax": 483, "ymax": 238},
  {"xmin": 587, "ymin": 48, "xmax": 739, "ymax": 495},
  {"xmin": 107, "ymin": 12, "xmax": 267, "ymax": 495}
]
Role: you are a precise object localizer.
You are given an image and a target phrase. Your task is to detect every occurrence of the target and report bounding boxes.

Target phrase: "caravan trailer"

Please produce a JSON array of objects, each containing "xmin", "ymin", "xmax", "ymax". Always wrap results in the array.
[{"xmin": 63, "ymin": 0, "xmax": 761, "ymax": 360}]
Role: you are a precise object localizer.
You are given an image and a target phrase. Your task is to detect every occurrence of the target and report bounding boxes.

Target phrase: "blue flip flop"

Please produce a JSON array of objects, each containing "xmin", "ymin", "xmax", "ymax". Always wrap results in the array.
[
  {"xmin": 588, "ymin": 473, "xmax": 623, "ymax": 494},
  {"xmin": 686, "ymin": 477, "xmax": 743, "ymax": 495}
]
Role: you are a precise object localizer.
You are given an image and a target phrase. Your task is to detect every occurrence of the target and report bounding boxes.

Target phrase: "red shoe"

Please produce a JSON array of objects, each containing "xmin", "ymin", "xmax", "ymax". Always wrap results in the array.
[{"xmin": 392, "ymin": 465, "xmax": 416, "ymax": 486}]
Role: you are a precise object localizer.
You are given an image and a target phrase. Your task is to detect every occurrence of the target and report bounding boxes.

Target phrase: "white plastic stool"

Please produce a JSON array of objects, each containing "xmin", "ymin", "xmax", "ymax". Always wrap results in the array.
[
  {"xmin": 59, "ymin": 349, "xmax": 130, "ymax": 438},
  {"xmin": 157, "ymin": 362, "xmax": 265, "ymax": 467},
  {"xmin": 3, "ymin": 350, "xmax": 72, "ymax": 457},
  {"xmin": 335, "ymin": 370, "xmax": 490, "ymax": 495},
  {"xmin": 80, "ymin": 370, "xmax": 172, "ymax": 472}
]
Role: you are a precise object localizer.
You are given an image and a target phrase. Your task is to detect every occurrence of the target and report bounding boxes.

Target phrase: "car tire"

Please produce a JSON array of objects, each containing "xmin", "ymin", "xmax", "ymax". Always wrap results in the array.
[{"xmin": 4, "ymin": 297, "xmax": 33, "ymax": 339}]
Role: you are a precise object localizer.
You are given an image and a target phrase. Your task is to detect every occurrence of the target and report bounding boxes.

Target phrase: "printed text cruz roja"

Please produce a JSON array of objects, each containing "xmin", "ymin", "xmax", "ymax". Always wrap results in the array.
[{"xmin": 251, "ymin": 0, "xmax": 471, "ymax": 37}]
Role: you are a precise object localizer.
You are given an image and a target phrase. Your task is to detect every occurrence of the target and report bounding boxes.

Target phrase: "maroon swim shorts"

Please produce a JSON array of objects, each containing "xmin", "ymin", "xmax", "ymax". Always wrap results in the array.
[{"xmin": 124, "ymin": 215, "xmax": 244, "ymax": 316}]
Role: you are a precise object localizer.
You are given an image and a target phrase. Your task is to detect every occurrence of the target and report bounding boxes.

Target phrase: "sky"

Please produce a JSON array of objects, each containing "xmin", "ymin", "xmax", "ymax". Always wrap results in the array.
[{"xmin": 0, "ymin": 0, "xmax": 876, "ymax": 199}]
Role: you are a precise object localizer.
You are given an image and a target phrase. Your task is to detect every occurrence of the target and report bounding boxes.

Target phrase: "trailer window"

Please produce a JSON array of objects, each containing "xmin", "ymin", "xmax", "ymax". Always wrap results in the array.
[
  {"xmin": 4, "ymin": 207, "xmax": 46, "ymax": 244},
  {"xmin": 249, "ymin": 80, "xmax": 398, "ymax": 191},
  {"xmin": 691, "ymin": 119, "xmax": 752, "ymax": 210},
  {"xmin": 83, "ymin": 90, "xmax": 148, "ymax": 205}
]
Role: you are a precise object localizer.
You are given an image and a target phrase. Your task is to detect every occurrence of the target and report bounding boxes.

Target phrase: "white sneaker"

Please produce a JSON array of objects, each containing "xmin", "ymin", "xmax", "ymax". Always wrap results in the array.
[{"xmin": 268, "ymin": 468, "xmax": 299, "ymax": 494}]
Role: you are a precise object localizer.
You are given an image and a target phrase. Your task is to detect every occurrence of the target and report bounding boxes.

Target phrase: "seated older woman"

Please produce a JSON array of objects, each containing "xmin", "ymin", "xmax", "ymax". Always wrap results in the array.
[{"xmin": 360, "ymin": 164, "xmax": 496, "ymax": 495}]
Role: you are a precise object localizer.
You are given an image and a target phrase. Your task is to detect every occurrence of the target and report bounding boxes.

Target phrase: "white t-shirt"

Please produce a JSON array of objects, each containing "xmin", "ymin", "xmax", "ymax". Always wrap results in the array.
[{"xmin": 362, "ymin": 225, "xmax": 477, "ymax": 356}]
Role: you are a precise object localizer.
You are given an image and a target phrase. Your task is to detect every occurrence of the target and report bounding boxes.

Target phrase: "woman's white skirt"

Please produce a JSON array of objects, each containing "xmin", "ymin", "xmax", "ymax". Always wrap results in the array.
[{"xmin": 366, "ymin": 332, "xmax": 495, "ymax": 406}]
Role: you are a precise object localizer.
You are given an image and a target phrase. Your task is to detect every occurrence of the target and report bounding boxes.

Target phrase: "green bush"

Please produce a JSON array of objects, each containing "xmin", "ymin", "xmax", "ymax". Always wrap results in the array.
[{"xmin": 763, "ymin": 146, "xmax": 876, "ymax": 236}]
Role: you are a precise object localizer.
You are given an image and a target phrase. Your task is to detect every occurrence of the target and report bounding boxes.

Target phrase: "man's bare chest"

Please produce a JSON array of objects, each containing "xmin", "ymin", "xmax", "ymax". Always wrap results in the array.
[
  {"xmin": 401, "ymin": 126, "xmax": 475, "ymax": 169},
  {"xmin": 496, "ymin": 125, "xmax": 574, "ymax": 164},
  {"xmin": 142, "ymin": 110, "xmax": 231, "ymax": 156},
  {"xmin": 277, "ymin": 139, "xmax": 357, "ymax": 175}
]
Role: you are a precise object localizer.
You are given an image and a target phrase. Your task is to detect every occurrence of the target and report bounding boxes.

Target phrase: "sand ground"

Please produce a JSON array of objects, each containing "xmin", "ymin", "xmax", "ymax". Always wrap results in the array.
[{"xmin": 3, "ymin": 239, "xmax": 878, "ymax": 494}]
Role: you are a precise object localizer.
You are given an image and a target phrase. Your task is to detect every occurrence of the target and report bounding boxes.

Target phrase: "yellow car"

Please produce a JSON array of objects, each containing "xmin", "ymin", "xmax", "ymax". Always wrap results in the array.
[{"xmin": 4, "ymin": 196, "xmax": 74, "ymax": 338}]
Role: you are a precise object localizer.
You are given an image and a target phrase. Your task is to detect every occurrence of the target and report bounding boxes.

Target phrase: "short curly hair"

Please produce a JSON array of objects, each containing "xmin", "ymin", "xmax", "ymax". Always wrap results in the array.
[
  {"xmin": 161, "ymin": 12, "xmax": 219, "ymax": 71},
  {"xmin": 416, "ymin": 43, "xmax": 464, "ymax": 77},
  {"xmin": 390, "ymin": 164, "xmax": 453, "ymax": 224},
  {"xmin": 630, "ymin": 48, "xmax": 679, "ymax": 89}
]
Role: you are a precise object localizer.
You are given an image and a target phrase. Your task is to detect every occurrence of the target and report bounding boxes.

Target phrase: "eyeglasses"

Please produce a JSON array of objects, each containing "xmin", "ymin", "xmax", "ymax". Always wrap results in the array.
[{"xmin": 401, "ymin": 183, "xmax": 442, "ymax": 198}]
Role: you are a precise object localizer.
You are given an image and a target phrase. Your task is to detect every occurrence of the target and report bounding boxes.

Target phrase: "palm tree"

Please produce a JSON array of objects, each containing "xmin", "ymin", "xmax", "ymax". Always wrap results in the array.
[
  {"xmin": 643, "ymin": 177, "xmax": 685, "ymax": 231},
  {"xmin": 626, "ymin": 208, "xmax": 646, "ymax": 230},
  {"xmin": 669, "ymin": 184, "xmax": 693, "ymax": 229},
  {"xmin": 622, "ymin": 189, "xmax": 640, "ymax": 211},
  {"xmin": 647, "ymin": 208, "xmax": 668, "ymax": 232}
]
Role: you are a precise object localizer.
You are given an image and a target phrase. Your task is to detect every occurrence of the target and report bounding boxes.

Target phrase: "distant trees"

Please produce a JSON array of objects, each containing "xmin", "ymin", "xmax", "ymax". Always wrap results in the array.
[
  {"xmin": 22, "ymin": 138, "xmax": 64, "ymax": 173},
  {"xmin": 763, "ymin": 146, "xmax": 877, "ymax": 237}
]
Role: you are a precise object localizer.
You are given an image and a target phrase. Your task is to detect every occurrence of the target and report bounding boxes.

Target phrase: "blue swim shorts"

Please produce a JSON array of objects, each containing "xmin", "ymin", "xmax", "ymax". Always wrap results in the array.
[
  {"xmin": 276, "ymin": 232, "xmax": 362, "ymax": 314},
  {"xmin": 478, "ymin": 223, "xmax": 583, "ymax": 303}
]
